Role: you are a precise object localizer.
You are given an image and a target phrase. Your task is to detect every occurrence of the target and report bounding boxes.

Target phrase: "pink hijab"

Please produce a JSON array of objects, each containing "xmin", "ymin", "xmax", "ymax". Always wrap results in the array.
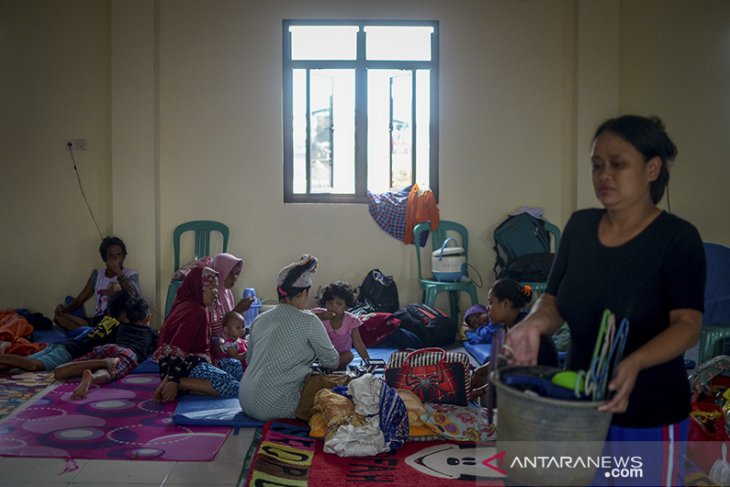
[{"xmin": 210, "ymin": 253, "xmax": 244, "ymax": 325}]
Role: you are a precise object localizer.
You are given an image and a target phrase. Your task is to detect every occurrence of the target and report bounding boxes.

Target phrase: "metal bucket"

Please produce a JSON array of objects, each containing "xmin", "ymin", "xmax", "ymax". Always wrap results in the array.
[{"xmin": 492, "ymin": 366, "xmax": 613, "ymax": 486}]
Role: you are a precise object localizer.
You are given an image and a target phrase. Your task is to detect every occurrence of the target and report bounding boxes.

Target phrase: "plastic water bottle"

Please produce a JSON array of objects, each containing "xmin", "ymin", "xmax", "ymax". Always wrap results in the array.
[{"xmin": 242, "ymin": 288, "xmax": 261, "ymax": 326}]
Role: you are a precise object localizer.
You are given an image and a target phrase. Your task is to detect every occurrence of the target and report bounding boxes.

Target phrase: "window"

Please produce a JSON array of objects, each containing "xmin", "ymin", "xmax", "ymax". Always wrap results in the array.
[{"xmin": 283, "ymin": 20, "xmax": 439, "ymax": 203}]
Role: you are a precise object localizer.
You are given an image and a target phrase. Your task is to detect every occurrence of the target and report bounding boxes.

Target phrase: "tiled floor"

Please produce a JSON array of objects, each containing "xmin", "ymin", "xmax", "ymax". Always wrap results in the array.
[{"xmin": 0, "ymin": 426, "xmax": 256, "ymax": 487}]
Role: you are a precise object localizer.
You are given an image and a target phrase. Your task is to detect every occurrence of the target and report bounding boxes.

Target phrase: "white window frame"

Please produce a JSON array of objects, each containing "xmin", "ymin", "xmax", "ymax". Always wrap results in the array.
[{"xmin": 282, "ymin": 19, "xmax": 440, "ymax": 203}]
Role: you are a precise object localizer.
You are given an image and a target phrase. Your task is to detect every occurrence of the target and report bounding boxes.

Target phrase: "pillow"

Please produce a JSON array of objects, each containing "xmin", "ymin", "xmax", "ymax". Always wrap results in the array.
[
  {"xmin": 422, "ymin": 403, "xmax": 496, "ymax": 442},
  {"xmin": 396, "ymin": 388, "xmax": 427, "ymax": 426}
]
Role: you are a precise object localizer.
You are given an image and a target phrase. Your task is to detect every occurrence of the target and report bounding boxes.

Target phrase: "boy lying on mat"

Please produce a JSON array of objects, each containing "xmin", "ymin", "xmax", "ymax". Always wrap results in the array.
[
  {"xmin": 0, "ymin": 289, "xmax": 131, "ymax": 373},
  {"xmin": 53, "ymin": 296, "xmax": 158, "ymax": 399}
]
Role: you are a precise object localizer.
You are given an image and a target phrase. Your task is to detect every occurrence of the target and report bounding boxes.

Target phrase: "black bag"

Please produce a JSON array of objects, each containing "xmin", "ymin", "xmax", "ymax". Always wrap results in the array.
[
  {"xmin": 493, "ymin": 212, "xmax": 554, "ymax": 282},
  {"xmin": 500, "ymin": 253, "xmax": 555, "ymax": 282},
  {"xmin": 394, "ymin": 303, "xmax": 456, "ymax": 347},
  {"xmin": 358, "ymin": 269, "xmax": 400, "ymax": 313}
]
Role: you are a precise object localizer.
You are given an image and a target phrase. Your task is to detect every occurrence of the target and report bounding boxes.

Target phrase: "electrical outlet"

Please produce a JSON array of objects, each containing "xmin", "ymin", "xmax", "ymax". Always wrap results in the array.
[{"xmin": 64, "ymin": 138, "xmax": 88, "ymax": 151}]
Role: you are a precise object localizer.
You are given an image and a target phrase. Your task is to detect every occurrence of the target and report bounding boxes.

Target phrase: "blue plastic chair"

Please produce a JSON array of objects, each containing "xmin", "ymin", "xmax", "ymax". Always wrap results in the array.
[
  {"xmin": 413, "ymin": 220, "xmax": 479, "ymax": 326},
  {"xmin": 519, "ymin": 221, "xmax": 562, "ymax": 294},
  {"xmin": 697, "ymin": 242, "xmax": 730, "ymax": 364},
  {"xmin": 165, "ymin": 220, "xmax": 230, "ymax": 317}
]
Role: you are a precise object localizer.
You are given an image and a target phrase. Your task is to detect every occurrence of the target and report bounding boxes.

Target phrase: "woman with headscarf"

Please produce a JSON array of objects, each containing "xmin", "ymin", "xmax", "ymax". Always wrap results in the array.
[
  {"xmin": 210, "ymin": 253, "xmax": 254, "ymax": 337},
  {"xmin": 239, "ymin": 254, "xmax": 339, "ymax": 421},
  {"xmin": 152, "ymin": 266, "xmax": 242, "ymax": 403}
]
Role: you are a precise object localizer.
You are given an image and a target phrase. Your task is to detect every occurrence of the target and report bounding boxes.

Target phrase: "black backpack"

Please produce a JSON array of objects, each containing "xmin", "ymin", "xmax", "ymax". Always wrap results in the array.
[
  {"xmin": 357, "ymin": 269, "xmax": 400, "ymax": 313},
  {"xmin": 493, "ymin": 212, "xmax": 555, "ymax": 282},
  {"xmin": 394, "ymin": 303, "xmax": 456, "ymax": 347}
]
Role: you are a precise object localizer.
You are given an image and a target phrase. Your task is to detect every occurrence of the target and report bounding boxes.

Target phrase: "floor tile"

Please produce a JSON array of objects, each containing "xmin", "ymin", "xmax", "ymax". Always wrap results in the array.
[
  {"xmin": 0, "ymin": 483, "xmax": 70, "ymax": 487},
  {"xmin": 70, "ymin": 459, "xmax": 175, "ymax": 484},
  {"xmin": 0, "ymin": 456, "xmax": 87, "ymax": 482},
  {"xmin": 215, "ymin": 428, "xmax": 255, "ymax": 459},
  {"xmin": 165, "ymin": 456, "xmax": 244, "ymax": 485}
]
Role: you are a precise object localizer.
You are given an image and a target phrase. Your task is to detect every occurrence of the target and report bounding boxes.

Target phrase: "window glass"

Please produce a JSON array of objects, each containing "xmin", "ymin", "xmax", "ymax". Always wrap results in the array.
[
  {"xmin": 290, "ymin": 26, "xmax": 358, "ymax": 60},
  {"xmin": 365, "ymin": 26, "xmax": 433, "ymax": 61},
  {"xmin": 284, "ymin": 21, "xmax": 438, "ymax": 203}
]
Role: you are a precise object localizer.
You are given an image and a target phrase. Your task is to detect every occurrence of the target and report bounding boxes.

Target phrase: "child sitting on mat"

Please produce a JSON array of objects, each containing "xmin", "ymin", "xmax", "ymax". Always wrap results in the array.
[
  {"xmin": 53, "ymin": 295, "xmax": 158, "ymax": 399},
  {"xmin": 217, "ymin": 311, "xmax": 247, "ymax": 366},
  {"xmin": 313, "ymin": 281, "xmax": 370, "ymax": 370}
]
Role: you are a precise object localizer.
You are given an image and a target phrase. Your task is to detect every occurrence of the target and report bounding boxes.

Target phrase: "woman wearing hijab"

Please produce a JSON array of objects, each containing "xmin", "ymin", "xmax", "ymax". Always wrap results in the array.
[
  {"xmin": 239, "ymin": 255, "xmax": 339, "ymax": 421},
  {"xmin": 210, "ymin": 253, "xmax": 254, "ymax": 337},
  {"xmin": 152, "ymin": 266, "xmax": 243, "ymax": 403}
]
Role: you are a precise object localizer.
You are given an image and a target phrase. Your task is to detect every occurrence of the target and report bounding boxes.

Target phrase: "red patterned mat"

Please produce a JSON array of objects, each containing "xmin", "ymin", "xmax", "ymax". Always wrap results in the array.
[{"xmin": 241, "ymin": 418, "xmax": 504, "ymax": 486}]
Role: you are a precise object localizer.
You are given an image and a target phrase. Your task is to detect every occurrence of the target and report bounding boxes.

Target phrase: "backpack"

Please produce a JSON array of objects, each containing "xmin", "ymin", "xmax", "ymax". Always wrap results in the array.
[
  {"xmin": 394, "ymin": 303, "xmax": 456, "ymax": 347},
  {"xmin": 493, "ymin": 212, "xmax": 554, "ymax": 282},
  {"xmin": 358, "ymin": 312, "xmax": 401, "ymax": 347},
  {"xmin": 358, "ymin": 269, "xmax": 400, "ymax": 313}
]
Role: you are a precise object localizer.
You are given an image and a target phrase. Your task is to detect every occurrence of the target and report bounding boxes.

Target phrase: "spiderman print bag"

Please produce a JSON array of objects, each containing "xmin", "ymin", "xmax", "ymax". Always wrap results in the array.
[{"xmin": 385, "ymin": 348, "xmax": 472, "ymax": 406}]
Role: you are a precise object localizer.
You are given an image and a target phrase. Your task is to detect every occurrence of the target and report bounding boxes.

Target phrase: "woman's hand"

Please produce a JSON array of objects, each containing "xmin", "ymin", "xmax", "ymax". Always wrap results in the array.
[
  {"xmin": 598, "ymin": 355, "xmax": 640, "ymax": 413},
  {"xmin": 235, "ymin": 297, "xmax": 255, "ymax": 313},
  {"xmin": 153, "ymin": 377, "xmax": 179, "ymax": 403},
  {"xmin": 504, "ymin": 322, "xmax": 541, "ymax": 366}
]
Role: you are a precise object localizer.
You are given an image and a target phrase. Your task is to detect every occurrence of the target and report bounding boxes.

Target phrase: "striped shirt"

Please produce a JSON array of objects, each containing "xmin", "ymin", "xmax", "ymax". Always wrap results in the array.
[{"xmin": 239, "ymin": 304, "xmax": 339, "ymax": 421}]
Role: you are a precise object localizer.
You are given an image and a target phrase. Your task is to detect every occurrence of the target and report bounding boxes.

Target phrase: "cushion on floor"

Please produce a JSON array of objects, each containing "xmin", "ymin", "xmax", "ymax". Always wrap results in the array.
[{"xmin": 172, "ymin": 393, "xmax": 264, "ymax": 427}]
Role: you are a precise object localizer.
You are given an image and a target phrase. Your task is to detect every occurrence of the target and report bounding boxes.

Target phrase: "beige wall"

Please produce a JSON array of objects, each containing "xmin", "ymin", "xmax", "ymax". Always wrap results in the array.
[{"xmin": 2, "ymin": 0, "xmax": 729, "ymax": 323}]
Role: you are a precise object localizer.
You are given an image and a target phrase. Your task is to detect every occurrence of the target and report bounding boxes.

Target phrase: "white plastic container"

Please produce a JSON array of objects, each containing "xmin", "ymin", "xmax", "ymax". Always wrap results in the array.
[{"xmin": 431, "ymin": 237, "xmax": 467, "ymax": 281}]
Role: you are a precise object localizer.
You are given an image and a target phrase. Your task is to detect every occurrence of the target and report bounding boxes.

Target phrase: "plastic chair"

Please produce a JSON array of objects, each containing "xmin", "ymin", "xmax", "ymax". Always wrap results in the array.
[
  {"xmin": 697, "ymin": 242, "xmax": 730, "ymax": 364},
  {"xmin": 413, "ymin": 220, "xmax": 479, "ymax": 326},
  {"xmin": 520, "ymin": 221, "xmax": 562, "ymax": 294},
  {"xmin": 165, "ymin": 220, "xmax": 230, "ymax": 317}
]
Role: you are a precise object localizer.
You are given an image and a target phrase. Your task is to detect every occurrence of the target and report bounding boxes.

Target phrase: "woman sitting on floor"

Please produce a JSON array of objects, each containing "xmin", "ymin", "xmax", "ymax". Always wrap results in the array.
[
  {"xmin": 210, "ymin": 253, "xmax": 254, "ymax": 338},
  {"xmin": 152, "ymin": 266, "xmax": 242, "ymax": 404},
  {"xmin": 239, "ymin": 254, "xmax": 339, "ymax": 421}
]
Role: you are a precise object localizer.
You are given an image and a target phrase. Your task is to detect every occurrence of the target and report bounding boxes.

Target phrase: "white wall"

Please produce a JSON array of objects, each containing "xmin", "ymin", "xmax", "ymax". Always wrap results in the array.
[
  {"xmin": 2, "ymin": 0, "xmax": 729, "ymax": 324},
  {"xmin": 1, "ymin": 0, "xmax": 112, "ymax": 316},
  {"xmin": 153, "ymin": 0, "xmax": 571, "ymax": 315},
  {"xmin": 618, "ymin": 0, "xmax": 730, "ymax": 243}
]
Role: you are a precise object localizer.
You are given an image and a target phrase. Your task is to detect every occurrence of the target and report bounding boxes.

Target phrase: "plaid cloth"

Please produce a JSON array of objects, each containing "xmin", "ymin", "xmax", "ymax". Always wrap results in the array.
[{"xmin": 367, "ymin": 188, "xmax": 409, "ymax": 242}]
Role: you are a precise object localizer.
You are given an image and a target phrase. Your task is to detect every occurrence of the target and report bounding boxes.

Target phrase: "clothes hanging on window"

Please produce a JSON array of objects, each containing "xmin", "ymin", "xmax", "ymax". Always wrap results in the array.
[
  {"xmin": 404, "ymin": 183, "xmax": 439, "ymax": 245},
  {"xmin": 367, "ymin": 186, "xmax": 410, "ymax": 242}
]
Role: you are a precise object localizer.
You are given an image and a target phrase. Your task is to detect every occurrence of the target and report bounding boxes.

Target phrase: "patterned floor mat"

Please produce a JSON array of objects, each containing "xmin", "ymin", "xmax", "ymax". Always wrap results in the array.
[{"xmin": 0, "ymin": 371, "xmax": 56, "ymax": 420}]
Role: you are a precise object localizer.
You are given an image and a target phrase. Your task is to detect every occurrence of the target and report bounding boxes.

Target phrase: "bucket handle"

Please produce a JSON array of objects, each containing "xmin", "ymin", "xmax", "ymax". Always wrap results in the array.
[
  {"xmin": 437, "ymin": 237, "xmax": 459, "ymax": 260},
  {"xmin": 484, "ymin": 326, "xmax": 507, "ymax": 423}
]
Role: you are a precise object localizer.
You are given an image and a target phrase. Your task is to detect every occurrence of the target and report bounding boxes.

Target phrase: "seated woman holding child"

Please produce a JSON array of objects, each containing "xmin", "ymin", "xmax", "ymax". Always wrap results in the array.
[{"xmin": 152, "ymin": 266, "xmax": 242, "ymax": 403}]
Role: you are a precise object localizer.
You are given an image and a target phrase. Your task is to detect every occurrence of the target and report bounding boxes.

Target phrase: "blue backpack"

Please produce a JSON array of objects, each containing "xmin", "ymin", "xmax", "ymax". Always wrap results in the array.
[{"xmin": 493, "ymin": 213, "xmax": 554, "ymax": 281}]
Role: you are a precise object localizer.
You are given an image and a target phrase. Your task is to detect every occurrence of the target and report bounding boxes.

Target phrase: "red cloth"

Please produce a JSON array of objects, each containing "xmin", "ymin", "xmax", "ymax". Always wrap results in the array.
[{"xmin": 403, "ymin": 183, "xmax": 439, "ymax": 244}]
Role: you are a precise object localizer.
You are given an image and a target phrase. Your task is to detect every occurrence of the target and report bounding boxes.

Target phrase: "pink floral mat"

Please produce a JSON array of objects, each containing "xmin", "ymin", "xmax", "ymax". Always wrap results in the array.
[{"xmin": 0, "ymin": 374, "xmax": 230, "ymax": 461}]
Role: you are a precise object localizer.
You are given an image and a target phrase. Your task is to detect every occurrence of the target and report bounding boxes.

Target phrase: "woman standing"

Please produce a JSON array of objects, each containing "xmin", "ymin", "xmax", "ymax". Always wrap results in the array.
[
  {"xmin": 239, "ymin": 255, "xmax": 339, "ymax": 421},
  {"xmin": 507, "ymin": 115, "xmax": 705, "ymax": 485}
]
